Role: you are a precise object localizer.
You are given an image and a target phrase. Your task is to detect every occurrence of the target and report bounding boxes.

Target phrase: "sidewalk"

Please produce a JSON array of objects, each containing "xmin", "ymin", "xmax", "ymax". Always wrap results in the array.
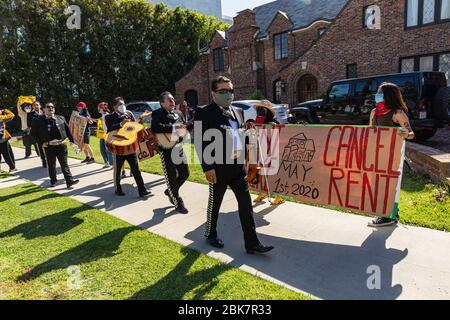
[{"xmin": 2, "ymin": 146, "xmax": 450, "ymax": 300}]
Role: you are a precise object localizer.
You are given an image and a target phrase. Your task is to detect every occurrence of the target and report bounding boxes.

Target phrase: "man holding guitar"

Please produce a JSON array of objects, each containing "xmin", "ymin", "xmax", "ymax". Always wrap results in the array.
[
  {"xmin": 151, "ymin": 92, "xmax": 191, "ymax": 214},
  {"xmin": 105, "ymin": 97, "xmax": 151, "ymax": 198}
]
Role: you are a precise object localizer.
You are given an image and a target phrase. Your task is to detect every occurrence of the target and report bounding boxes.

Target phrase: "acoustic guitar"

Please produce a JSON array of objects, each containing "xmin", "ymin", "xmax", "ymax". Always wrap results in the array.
[
  {"xmin": 155, "ymin": 119, "xmax": 194, "ymax": 150},
  {"xmin": 106, "ymin": 122, "xmax": 144, "ymax": 155}
]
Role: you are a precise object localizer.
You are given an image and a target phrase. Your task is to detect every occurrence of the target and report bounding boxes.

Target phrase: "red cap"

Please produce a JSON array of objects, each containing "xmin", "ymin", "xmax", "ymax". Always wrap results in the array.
[{"xmin": 76, "ymin": 102, "xmax": 86, "ymax": 109}]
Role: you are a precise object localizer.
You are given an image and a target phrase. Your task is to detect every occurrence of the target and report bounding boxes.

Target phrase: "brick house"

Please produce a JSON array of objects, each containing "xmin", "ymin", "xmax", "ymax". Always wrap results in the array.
[{"xmin": 175, "ymin": 0, "xmax": 450, "ymax": 108}]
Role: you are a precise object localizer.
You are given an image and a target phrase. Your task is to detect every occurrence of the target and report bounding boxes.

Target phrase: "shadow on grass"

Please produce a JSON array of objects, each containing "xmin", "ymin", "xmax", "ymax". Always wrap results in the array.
[
  {"xmin": 0, "ymin": 205, "xmax": 87, "ymax": 240},
  {"xmin": 400, "ymin": 171, "xmax": 430, "ymax": 193},
  {"xmin": 0, "ymin": 184, "xmax": 42, "ymax": 203},
  {"xmin": 16, "ymin": 226, "xmax": 137, "ymax": 283},
  {"xmin": 129, "ymin": 247, "xmax": 229, "ymax": 300}
]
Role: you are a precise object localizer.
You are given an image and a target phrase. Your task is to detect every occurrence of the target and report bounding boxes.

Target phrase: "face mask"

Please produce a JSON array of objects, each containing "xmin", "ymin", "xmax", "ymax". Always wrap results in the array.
[
  {"xmin": 214, "ymin": 92, "xmax": 234, "ymax": 109},
  {"xmin": 375, "ymin": 93, "xmax": 384, "ymax": 104},
  {"xmin": 256, "ymin": 115, "xmax": 267, "ymax": 124},
  {"xmin": 117, "ymin": 105, "xmax": 126, "ymax": 114}
]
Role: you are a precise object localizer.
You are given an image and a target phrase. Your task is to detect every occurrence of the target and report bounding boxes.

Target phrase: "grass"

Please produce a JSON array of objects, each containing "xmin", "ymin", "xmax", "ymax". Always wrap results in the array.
[
  {"xmin": 10, "ymin": 137, "xmax": 450, "ymax": 232},
  {"xmin": 0, "ymin": 184, "xmax": 310, "ymax": 300},
  {"xmin": 0, "ymin": 170, "xmax": 10, "ymax": 179}
]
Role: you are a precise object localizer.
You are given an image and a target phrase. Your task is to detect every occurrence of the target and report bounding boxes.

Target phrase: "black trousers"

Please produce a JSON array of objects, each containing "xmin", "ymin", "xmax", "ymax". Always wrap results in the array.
[
  {"xmin": 160, "ymin": 147, "xmax": 189, "ymax": 206},
  {"xmin": 44, "ymin": 144, "xmax": 74, "ymax": 184},
  {"xmin": 23, "ymin": 133, "xmax": 40, "ymax": 158},
  {"xmin": 205, "ymin": 164, "xmax": 259, "ymax": 249},
  {"xmin": 0, "ymin": 141, "xmax": 15, "ymax": 170},
  {"xmin": 113, "ymin": 153, "xmax": 146, "ymax": 194}
]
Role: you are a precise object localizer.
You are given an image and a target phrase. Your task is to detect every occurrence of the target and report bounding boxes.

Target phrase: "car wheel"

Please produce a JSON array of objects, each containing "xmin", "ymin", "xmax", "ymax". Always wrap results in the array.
[
  {"xmin": 413, "ymin": 128, "xmax": 438, "ymax": 141},
  {"xmin": 432, "ymin": 87, "xmax": 450, "ymax": 120}
]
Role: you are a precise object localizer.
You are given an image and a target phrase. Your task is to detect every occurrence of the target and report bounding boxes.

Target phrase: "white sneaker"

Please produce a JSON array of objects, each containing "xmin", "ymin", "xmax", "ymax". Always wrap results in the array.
[{"xmin": 103, "ymin": 164, "xmax": 111, "ymax": 169}]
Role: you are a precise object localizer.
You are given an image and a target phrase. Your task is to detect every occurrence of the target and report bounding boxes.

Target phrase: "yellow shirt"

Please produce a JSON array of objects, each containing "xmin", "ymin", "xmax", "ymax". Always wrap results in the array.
[
  {"xmin": 97, "ymin": 118, "xmax": 107, "ymax": 139},
  {"xmin": 0, "ymin": 109, "xmax": 14, "ymax": 139}
]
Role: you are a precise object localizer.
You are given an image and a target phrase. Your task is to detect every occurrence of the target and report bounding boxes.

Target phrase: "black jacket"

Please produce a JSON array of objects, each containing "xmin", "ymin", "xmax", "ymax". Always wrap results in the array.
[
  {"xmin": 27, "ymin": 111, "xmax": 41, "ymax": 129},
  {"xmin": 194, "ymin": 101, "xmax": 246, "ymax": 173},
  {"xmin": 30, "ymin": 115, "xmax": 74, "ymax": 144},
  {"xmin": 105, "ymin": 111, "xmax": 136, "ymax": 133},
  {"xmin": 151, "ymin": 107, "xmax": 191, "ymax": 134}
]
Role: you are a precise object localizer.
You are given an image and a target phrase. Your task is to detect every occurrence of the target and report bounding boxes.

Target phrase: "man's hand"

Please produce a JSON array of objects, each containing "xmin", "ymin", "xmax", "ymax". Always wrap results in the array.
[
  {"xmin": 175, "ymin": 123, "xmax": 186, "ymax": 130},
  {"xmin": 120, "ymin": 119, "xmax": 131, "ymax": 127},
  {"xmin": 205, "ymin": 169, "xmax": 217, "ymax": 184}
]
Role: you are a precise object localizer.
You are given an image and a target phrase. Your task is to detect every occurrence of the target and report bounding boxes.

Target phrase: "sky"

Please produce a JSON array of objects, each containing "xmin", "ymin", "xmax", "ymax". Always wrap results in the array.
[{"xmin": 222, "ymin": 0, "xmax": 275, "ymax": 17}]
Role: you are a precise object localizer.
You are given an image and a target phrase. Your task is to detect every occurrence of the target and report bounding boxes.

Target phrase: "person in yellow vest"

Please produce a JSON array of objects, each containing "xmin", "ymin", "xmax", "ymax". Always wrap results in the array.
[
  {"xmin": 0, "ymin": 108, "xmax": 17, "ymax": 172},
  {"xmin": 97, "ymin": 102, "xmax": 113, "ymax": 169}
]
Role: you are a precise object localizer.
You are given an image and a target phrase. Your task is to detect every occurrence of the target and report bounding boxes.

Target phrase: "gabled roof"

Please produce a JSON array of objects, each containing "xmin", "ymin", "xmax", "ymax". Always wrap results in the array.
[{"xmin": 253, "ymin": 0, "xmax": 349, "ymax": 38}]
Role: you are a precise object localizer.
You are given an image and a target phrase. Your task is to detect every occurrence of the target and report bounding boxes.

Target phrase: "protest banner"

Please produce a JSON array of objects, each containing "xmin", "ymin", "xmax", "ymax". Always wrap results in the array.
[
  {"xmin": 250, "ymin": 125, "xmax": 405, "ymax": 218},
  {"xmin": 69, "ymin": 111, "xmax": 88, "ymax": 150},
  {"xmin": 137, "ymin": 128, "xmax": 159, "ymax": 162}
]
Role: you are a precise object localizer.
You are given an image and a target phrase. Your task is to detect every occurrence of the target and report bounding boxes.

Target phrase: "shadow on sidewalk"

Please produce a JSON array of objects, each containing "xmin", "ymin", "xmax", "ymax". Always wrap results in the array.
[{"xmin": 183, "ymin": 212, "xmax": 407, "ymax": 300}]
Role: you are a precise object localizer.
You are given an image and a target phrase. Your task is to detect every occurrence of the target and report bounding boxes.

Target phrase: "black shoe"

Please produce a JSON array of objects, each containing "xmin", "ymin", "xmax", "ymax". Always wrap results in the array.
[
  {"xmin": 115, "ymin": 189, "xmax": 125, "ymax": 196},
  {"xmin": 42, "ymin": 162, "xmax": 47, "ymax": 168},
  {"xmin": 368, "ymin": 217, "xmax": 398, "ymax": 227},
  {"xmin": 49, "ymin": 181, "xmax": 57, "ymax": 188},
  {"xmin": 81, "ymin": 157, "xmax": 90, "ymax": 163},
  {"xmin": 207, "ymin": 237, "xmax": 224, "ymax": 249},
  {"xmin": 164, "ymin": 189, "xmax": 174, "ymax": 205},
  {"xmin": 139, "ymin": 190, "xmax": 152, "ymax": 198},
  {"xmin": 246, "ymin": 244, "xmax": 274, "ymax": 255},
  {"xmin": 66, "ymin": 179, "xmax": 79, "ymax": 189},
  {"xmin": 175, "ymin": 203, "xmax": 189, "ymax": 214},
  {"xmin": 87, "ymin": 158, "xmax": 95, "ymax": 164}
]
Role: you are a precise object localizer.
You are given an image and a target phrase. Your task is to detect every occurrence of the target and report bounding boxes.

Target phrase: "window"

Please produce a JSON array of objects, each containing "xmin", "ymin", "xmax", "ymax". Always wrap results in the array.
[
  {"xmin": 407, "ymin": 0, "xmax": 419, "ymax": 26},
  {"xmin": 401, "ymin": 58, "xmax": 415, "ymax": 73},
  {"xmin": 439, "ymin": 53, "xmax": 450, "ymax": 85},
  {"xmin": 329, "ymin": 83, "xmax": 350, "ymax": 100},
  {"xmin": 406, "ymin": 0, "xmax": 450, "ymax": 27},
  {"xmin": 420, "ymin": 56, "xmax": 434, "ymax": 71},
  {"xmin": 273, "ymin": 80, "xmax": 283, "ymax": 103},
  {"xmin": 274, "ymin": 32, "xmax": 288, "ymax": 60},
  {"xmin": 422, "ymin": 0, "xmax": 435, "ymax": 24},
  {"xmin": 442, "ymin": 0, "xmax": 450, "ymax": 19},
  {"xmin": 385, "ymin": 76, "xmax": 417, "ymax": 98},
  {"xmin": 346, "ymin": 64, "xmax": 358, "ymax": 79},
  {"xmin": 355, "ymin": 79, "xmax": 377, "ymax": 97},
  {"xmin": 213, "ymin": 48, "xmax": 224, "ymax": 71}
]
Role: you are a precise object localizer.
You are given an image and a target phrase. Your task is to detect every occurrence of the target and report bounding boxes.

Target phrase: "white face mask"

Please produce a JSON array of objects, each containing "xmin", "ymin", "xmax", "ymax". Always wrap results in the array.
[{"xmin": 117, "ymin": 104, "xmax": 126, "ymax": 114}]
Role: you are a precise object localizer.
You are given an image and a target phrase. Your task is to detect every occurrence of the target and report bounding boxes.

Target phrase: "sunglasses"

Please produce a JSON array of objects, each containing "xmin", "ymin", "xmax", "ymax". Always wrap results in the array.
[{"xmin": 215, "ymin": 89, "xmax": 234, "ymax": 94}]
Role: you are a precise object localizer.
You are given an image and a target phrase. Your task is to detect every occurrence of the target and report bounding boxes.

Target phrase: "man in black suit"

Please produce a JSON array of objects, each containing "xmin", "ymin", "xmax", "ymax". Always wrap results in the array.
[
  {"xmin": 26, "ymin": 101, "xmax": 47, "ymax": 167},
  {"xmin": 105, "ymin": 97, "xmax": 151, "ymax": 198},
  {"xmin": 194, "ymin": 76, "xmax": 274, "ymax": 254},
  {"xmin": 151, "ymin": 92, "xmax": 190, "ymax": 214},
  {"xmin": 30, "ymin": 103, "xmax": 79, "ymax": 189}
]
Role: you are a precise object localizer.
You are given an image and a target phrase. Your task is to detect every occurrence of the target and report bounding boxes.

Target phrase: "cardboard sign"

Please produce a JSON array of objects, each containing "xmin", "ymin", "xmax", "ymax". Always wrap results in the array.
[
  {"xmin": 250, "ymin": 125, "xmax": 405, "ymax": 218},
  {"xmin": 68, "ymin": 111, "xmax": 88, "ymax": 150},
  {"xmin": 137, "ymin": 128, "xmax": 159, "ymax": 162},
  {"xmin": 17, "ymin": 96, "xmax": 36, "ymax": 130}
]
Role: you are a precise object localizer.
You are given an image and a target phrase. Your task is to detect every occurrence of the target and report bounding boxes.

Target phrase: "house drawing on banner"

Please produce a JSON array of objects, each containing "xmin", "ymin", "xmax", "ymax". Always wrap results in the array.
[{"xmin": 282, "ymin": 133, "xmax": 316, "ymax": 163}]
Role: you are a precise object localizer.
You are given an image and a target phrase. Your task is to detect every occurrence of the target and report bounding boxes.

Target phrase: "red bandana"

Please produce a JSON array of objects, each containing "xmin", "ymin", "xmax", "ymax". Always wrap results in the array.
[{"xmin": 375, "ymin": 102, "xmax": 391, "ymax": 116}]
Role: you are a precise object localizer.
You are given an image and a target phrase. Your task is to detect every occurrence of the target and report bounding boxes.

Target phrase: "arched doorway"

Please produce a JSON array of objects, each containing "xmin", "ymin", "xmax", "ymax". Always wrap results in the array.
[
  {"xmin": 297, "ymin": 74, "xmax": 318, "ymax": 103},
  {"xmin": 184, "ymin": 90, "xmax": 198, "ymax": 108}
]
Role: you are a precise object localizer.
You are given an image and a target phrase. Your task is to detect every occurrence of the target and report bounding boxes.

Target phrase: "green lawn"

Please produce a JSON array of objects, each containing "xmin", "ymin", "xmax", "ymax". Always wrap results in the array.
[
  {"xmin": 0, "ymin": 184, "xmax": 310, "ymax": 300},
  {"xmin": 10, "ymin": 137, "xmax": 450, "ymax": 232},
  {"xmin": 0, "ymin": 170, "xmax": 10, "ymax": 179}
]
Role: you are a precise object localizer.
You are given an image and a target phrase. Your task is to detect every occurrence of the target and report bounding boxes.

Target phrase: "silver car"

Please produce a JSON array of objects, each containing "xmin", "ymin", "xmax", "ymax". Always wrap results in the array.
[
  {"xmin": 231, "ymin": 100, "xmax": 291, "ymax": 124},
  {"xmin": 126, "ymin": 101, "xmax": 161, "ymax": 123}
]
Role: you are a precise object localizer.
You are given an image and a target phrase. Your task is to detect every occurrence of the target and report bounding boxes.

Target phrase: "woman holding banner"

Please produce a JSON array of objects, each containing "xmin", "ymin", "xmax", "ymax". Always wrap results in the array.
[
  {"xmin": 75, "ymin": 102, "xmax": 95, "ymax": 164},
  {"xmin": 368, "ymin": 82, "xmax": 414, "ymax": 227}
]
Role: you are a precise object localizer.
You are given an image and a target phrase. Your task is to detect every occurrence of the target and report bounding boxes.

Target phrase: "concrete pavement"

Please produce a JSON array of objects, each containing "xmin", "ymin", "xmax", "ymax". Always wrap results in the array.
[{"xmin": 1, "ymin": 146, "xmax": 450, "ymax": 300}]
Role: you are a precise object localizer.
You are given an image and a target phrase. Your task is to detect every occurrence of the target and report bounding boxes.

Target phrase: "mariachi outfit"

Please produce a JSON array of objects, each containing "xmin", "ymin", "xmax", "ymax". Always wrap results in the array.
[
  {"xmin": 26, "ymin": 110, "xmax": 47, "ymax": 166},
  {"xmin": 151, "ymin": 107, "xmax": 190, "ymax": 208},
  {"xmin": 105, "ymin": 111, "xmax": 147, "ymax": 196},
  {"xmin": 195, "ymin": 101, "xmax": 262, "ymax": 250},
  {"xmin": 30, "ymin": 114, "xmax": 77, "ymax": 187}
]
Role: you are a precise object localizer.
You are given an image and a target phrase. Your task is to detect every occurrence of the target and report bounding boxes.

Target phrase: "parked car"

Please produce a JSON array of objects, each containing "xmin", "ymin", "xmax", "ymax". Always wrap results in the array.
[
  {"xmin": 231, "ymin": 100, "xmax": 291, "ymax": 124},
  {"xmin": 290, "ymin": 72, "xmax": 450, "ymax": 140},
  {"xmin": 126, "ymin": 101, "xmax": 161, "ymax": 123}
]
